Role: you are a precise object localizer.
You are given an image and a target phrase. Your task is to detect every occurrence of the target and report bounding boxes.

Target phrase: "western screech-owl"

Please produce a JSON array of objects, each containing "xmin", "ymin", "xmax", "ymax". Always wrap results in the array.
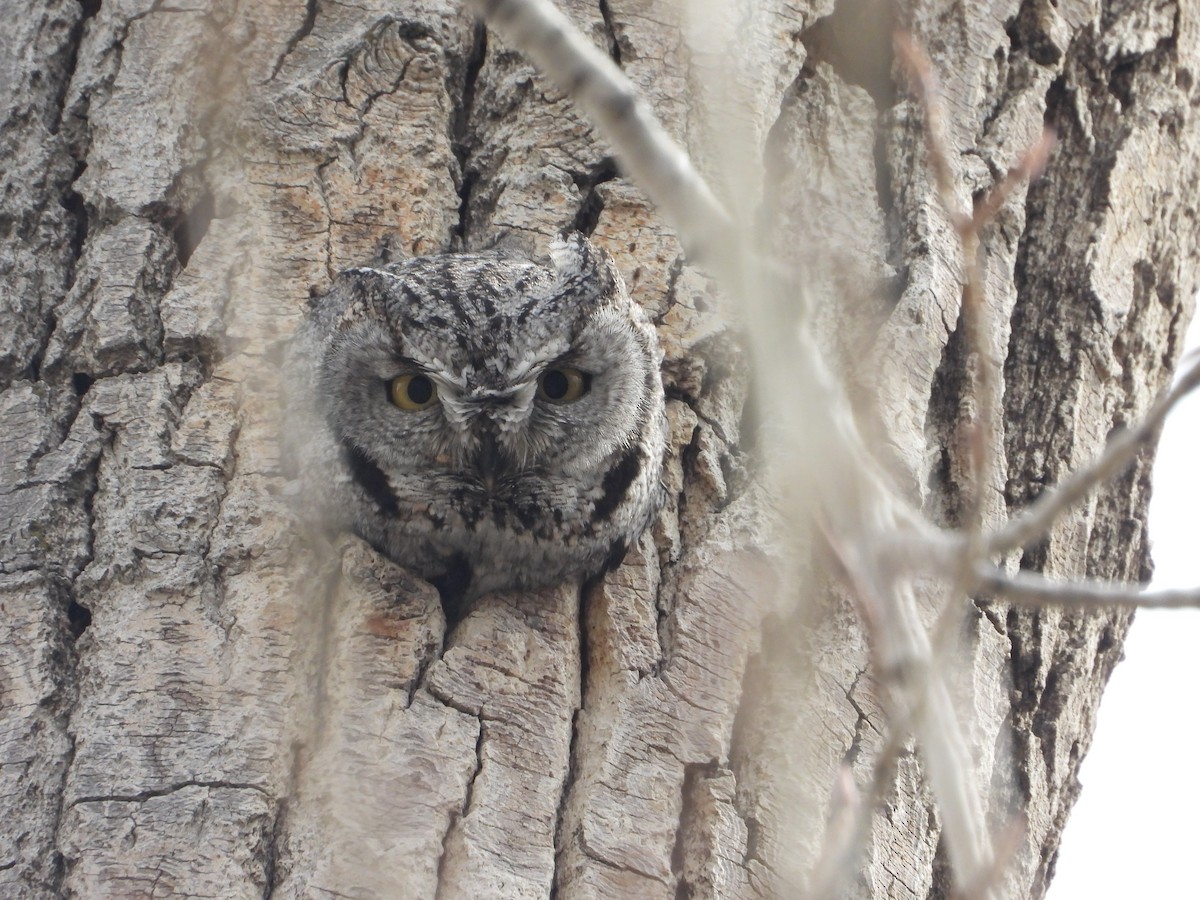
[{"xmin": 285, "ymin": 233, "xmax": 667, "ymax": 599}]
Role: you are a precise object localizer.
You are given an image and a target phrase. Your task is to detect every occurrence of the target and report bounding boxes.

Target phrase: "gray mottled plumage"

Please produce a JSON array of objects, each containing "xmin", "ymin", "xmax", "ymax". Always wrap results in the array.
[{"xmin": 284, "ymin": 234, "xmax": 666, "ymax": 598}]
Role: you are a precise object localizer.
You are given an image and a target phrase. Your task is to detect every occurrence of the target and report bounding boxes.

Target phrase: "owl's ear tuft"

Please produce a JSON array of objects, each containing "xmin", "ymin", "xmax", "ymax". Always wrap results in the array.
[
  {"xmin": 333, "ymin": 267, "xmax": 399, "ymax": 332},
  {"xmin": 549, "ymin": 232, "xmax": 624, "ymax": 303},
  {"xmin": 342, "ymin": 267, "xmax": 396, "ymax": 302}
]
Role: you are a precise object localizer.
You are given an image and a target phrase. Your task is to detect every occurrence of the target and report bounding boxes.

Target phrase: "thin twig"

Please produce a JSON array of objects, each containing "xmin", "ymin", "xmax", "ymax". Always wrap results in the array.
[
  {"xmin": 977, "ymin": 567, "xmax": 1200, "ymax": 609},
  {"xmin": 987, "ymin": 348, "xmax": 1200, "ymax": 556},
  {"xmin": 826, "ymin": 525, "xmax": 996, "ymax": 894},
  {"xmin": 957, "ymin": 131, "xmax": 1055, "ymax": 541},
  {"xmin": 805, "ymin": 726, "xmax": 915, "ymax": 899},
  {"xmin": 894, "ymin": 34, "xmax": 961, "ymax": 229},
  {"xmin": 897, "ymin": 32, "xmax": 1055, "ymax": 553},
  {"xmin": 970, "ymin": 135, "xmax": 1055, "ymax": 234}
]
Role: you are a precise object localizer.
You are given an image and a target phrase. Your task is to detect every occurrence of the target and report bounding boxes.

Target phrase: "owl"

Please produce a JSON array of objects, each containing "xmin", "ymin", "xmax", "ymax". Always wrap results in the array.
[{"xmin": 285, "ymin": 233, "xmax": 667, "ymax": 600}]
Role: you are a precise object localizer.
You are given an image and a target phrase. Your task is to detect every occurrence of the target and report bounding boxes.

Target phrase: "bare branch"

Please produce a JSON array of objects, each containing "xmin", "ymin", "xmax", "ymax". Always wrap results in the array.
[
  {"xmin": 987, "ymin": 348, "xmax": 1200, "ymax": 556},
  {"xmin": 977, "ymin": 567, "xmax": 1200, "ymax": 610}
]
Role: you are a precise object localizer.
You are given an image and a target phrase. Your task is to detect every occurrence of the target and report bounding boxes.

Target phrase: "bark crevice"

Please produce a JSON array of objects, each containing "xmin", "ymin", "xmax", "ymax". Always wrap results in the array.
[{"xmin": 452, "ymin": 20, "xmax": 488, "ymax": 249}]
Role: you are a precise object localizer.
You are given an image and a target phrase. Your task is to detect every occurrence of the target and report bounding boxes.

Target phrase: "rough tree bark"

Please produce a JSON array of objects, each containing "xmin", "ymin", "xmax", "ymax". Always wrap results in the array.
[{"xmin": 1, "ymin": 0, "xmax": 1197, "ymax": 898}]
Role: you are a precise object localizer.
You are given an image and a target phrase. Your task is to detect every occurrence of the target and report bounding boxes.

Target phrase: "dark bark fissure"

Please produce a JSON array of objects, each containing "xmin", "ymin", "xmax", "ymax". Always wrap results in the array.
[
  {"xmin": 1005, "ymin": 0, "xmax": 1067, "ymax": 68},
  {"xmin": 262, "ymin": 794, "xmax": 289, "ymax": 898},
  {"xmin": 51, "ymin": 0, "xmax": 101, "ymax": 136},
  {"xmin": 548, "ymin": 708, "xmax": 582, "ymax": 898},
  {"xmin": 5, "ymin": 1, "xmax": 94, "ymax": 387},
  {"xmin": 569, "ymin": 156, "xmax": 618, "ymax": 236},
  {"xmin": 461, "ymin": 721, "xmax": 488, "ymax": 820},
  {"xmin": 597, "ymin": 0, "xmax": 622, "ymax": 66},
  {"xmin": 452, "ymin": 20, "xmax": 488, "ymax": 249},
  {"xmin": 70, "ymin": 779, "xmax": 271, "ymax": 807},
  {"xmin": 670, "ymin": 761, "xmax": 719, "ymax": 899},
  {"xmin": 923, "ymin": 833, "xmax": 954, "ymax": 900},
  {"xmin": 871, "ymin": 114, "xmax": 906, "ymax": 286},
  {"xmin": 42, "ymin": 4, "xmax": 99, "ymax": 357},
  {"xmin": 268, "ymin": 0, "xmax": 319, "ymax": 82},
  {"xmin": 433, "ymin": 716, "xmax": 485, "ymax": 899},
  {"xmin": 1001, "ymin": 50, "xmax": 1124, "ymax": 876},
  {"xmin": 47, "ymin": 735, "xmax": 77, "ymax": 894},
  {"xmin": 550, "ymin": 583, "xmax": 590, "ymax": 897},
  {"xmin": 266, "ymin": 738, "xmax": 311, "ymax": 898},
  {"xmin": 312, "ymin": 158, "xmax": 338, "ymax": 283},
  {"xmin": 23, "ymin": 315, "xmax": 54, "ymax": 384},
  {"xmin": 65, "ymin": 598, "xmax": 93, "ymax": 637},
  {"xmin": 841, "ymin": 666, "xmax": 877, "ymax": 770},
  {"xmin": 170, "ymin": 187, "xmax": 216, "ymax": 268},
  {"xmin": 925, "ymin": 293, "xmax": 972, "ymax": 529},
  {"xmin": 49, "ymin": 9, "xmax": 228, "ymax": 384},
  {"xmin": 38, "ymin": 572, "xmax": 83, "ymax": 898},
  {"xmin": 405, "ymin": 630, "xmax": 443, "ymax": 709},
  {"xmin": 59, "ymin": 167, "xmax": 90, "ymax": 285},
  {"xmin": 725, "ymin": 617, "xmax": 787, "ymax": 875},
  {"xmin": 60, "ymin": 3, "xmax": 170, "ymax": 164}
]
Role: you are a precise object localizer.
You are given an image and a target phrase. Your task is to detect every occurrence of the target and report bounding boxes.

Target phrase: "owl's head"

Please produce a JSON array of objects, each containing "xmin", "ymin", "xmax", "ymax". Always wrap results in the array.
[{"xmin": 310, "ymin": 234, "xmax": 662, "ymax": 508}]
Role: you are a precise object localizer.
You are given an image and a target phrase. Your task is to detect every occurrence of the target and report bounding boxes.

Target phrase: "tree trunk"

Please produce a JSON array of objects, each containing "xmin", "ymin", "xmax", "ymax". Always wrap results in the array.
[{"xmin": 1, "ymin": 0, "xmax": 1196, "ymax": 897}]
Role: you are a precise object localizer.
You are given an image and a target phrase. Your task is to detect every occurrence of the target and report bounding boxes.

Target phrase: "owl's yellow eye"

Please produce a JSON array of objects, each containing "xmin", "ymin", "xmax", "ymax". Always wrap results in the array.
[
  {"xmin": 537, "ymin": 367, "xmax": 589, "ymax": 403},
  {"xmin": 389, "ymin": 374, "xmax": 439, "ymax": 410}
]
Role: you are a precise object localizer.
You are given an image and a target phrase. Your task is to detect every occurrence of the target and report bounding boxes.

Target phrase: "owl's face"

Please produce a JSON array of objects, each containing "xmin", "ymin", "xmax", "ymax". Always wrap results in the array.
[{"xmin": 288, "ymin": 235, "xmax": 666, "ymax": 598}]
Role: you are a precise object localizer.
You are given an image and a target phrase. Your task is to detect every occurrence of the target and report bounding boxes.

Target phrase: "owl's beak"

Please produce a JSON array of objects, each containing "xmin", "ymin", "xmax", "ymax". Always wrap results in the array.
[{"xmin": 474, "ymin": 431, "xmax": 505, "ymax": 492}]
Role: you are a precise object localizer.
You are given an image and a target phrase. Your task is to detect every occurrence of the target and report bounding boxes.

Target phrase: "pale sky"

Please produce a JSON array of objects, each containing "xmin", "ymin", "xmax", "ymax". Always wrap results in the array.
[{"xmin": 1047, "ymin": 312, "xmax": 1200, "ymax": 898}]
